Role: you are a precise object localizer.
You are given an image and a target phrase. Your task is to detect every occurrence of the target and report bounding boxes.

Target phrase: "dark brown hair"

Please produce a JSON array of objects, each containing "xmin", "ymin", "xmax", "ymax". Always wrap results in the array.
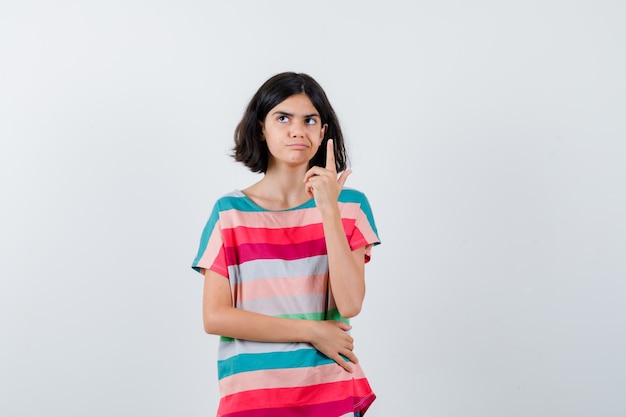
[{"xmin": 233, "ymin": 72, "xmax": 348, "ymax": 173}]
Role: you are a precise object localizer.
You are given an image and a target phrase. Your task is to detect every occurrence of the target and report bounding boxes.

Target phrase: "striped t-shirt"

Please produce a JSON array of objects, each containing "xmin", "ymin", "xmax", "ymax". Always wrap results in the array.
[{"xmin": 192, "ymin": 188, "xmax": 381, "ymax": 417}]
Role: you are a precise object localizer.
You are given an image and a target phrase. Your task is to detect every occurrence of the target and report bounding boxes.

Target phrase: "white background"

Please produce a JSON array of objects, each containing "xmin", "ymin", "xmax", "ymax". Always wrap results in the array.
[{"xmin": 1, "ymin": 1, "xmax": 625, "ymax": 416}]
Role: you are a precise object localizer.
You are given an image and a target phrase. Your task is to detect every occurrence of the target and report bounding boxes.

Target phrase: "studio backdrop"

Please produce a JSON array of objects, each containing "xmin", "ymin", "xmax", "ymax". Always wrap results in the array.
[{"xmin": 1, "ymin": 1, "xmax": 625, "ymax": 416}]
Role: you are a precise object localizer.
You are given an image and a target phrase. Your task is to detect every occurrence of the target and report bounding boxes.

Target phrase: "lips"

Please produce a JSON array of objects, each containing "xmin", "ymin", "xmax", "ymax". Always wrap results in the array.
[{"xmin": 287, "ymin": 143, "xmax": 309, "ymax": 150}]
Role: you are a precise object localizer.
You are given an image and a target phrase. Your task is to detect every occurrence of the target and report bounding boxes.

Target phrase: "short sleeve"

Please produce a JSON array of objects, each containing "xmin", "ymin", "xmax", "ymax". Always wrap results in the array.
[
  {"xmin": 191, "ymin": 202, "xmax": 229, "ymax": 277},
  {"xmin": 345, "ymin": 191, "xmax": 381, "ymax": 263}
]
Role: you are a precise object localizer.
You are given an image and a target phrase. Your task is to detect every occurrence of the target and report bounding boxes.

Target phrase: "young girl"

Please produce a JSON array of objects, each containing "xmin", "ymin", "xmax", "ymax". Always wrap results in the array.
[{"xmin": 192, "ymin": 72, "xmax": 380, "ymax": 417}]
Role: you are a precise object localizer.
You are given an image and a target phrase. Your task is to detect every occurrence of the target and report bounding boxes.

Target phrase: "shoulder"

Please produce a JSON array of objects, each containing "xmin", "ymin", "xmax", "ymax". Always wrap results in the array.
[
  {"xmin": 212, "ymin": 190, "xmax": 252, "ymax": 212},
  {"xmin": 338, "ymin": 187, "xmax": 378, "ymax": 227},
  {"xmin": 338, "ymin": 187, "xmax": 368, "ymax": 203}
]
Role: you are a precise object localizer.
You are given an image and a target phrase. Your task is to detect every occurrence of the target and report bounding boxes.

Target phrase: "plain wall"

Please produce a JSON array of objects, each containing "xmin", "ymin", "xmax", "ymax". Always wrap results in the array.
[{"xmin": 1, "ymin": 1, "xmax": 625, "ymax": 416}]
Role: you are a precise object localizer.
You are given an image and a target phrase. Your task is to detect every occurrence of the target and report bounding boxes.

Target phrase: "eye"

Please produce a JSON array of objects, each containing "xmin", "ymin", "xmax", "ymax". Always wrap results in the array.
[
  {"xmin": 305, "ymin": 117, "xmax": 317, "ymax": 125},
  {"xmin": 278, "ymin": 115, "xmax": 289, "ymax": 123}
]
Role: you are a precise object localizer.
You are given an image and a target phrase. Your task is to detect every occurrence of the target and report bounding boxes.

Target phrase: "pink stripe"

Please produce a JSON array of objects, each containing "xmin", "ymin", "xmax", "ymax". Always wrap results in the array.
[
  {"xmin": 354, "ymin": 214, "xmax": 379, "ymax": 246},
  {"xmin": 225, "ymin": 238, "xmax": 326, "ymax": 264},
  {"xmin": 364, "ymin": 243, "xmax": 374, "ymax": 263},
  {"xmin": 220, "ymin": 202, "xmax": 361, "ymax": 229},
  {"xmin": 220, "ymin": 207, "xmax": 322, "ymax": 229},
  {"xmin": 195, "ymin": 220, "xmax": 229, "ymax": 276},
  {"xmin": 219, "ymin": 362, "xmax": 367, "ymax": 396},
  {"xmin": 233, "ymin": 274, "xmax": 326, "ymax": 302}
]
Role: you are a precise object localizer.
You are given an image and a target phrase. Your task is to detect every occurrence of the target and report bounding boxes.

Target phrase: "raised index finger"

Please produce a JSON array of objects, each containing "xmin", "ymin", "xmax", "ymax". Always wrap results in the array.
[{"xmin": 325, "ymin": 139, "xmax": 336, "ymax": 172}]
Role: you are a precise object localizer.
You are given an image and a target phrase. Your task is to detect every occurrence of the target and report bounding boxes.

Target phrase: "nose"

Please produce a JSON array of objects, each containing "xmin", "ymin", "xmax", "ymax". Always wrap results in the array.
[{"xmin": 290, "ymin": 122, "xmax": 305, "ymax": 137}]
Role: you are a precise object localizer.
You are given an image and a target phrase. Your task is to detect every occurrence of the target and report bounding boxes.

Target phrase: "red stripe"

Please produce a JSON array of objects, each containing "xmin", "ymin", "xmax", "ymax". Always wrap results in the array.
[
  {"xmin": 222, "ymin": 223, "xmax": 323, "ymax": 246},
  {"xmin": 222, "ymin": 219, "xmax": 356, "ymax": 247},
  {"xmin": 219, "ymin": 378, "xmax": 373, "ymax": 415},
  {"xmin": 207, "ymin": 246, "xmax": 229, "ymax": 277},
  {"xmin": 222, "ymin": 397, "xmax": 372, "ymax": 417},
  {"xmin": 349, "ymin": 227, "xmax": 366, "ymax": 250}
]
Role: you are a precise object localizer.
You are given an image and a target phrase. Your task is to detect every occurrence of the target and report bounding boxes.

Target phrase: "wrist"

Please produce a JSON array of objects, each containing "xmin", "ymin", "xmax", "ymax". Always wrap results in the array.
[
  {"xmin": 302, "ymin": 320, "xmax": 320, "ymax": 344},
  {"xmin": 319, "ymin": 202, "xmax": 341, "ymax": 220}
]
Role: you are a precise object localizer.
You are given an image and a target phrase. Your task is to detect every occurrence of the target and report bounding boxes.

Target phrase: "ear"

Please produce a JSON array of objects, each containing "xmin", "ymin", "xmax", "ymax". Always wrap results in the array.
[
  {"xmin": 259, "ymin": 121, "xmax": 266, "ymax": 141},
  {"xmin": 320, "ymin": 123, "xmax": 328, "ymax": 141}
]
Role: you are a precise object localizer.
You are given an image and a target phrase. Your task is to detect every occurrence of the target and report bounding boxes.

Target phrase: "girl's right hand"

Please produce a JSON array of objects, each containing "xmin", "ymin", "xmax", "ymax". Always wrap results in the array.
[{"xmin": 308, "ymin": 320, "xmax": 358, "ymax": 372}]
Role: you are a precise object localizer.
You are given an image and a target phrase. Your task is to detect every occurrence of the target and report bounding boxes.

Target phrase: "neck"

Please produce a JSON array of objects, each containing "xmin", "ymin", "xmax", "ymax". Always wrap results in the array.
[{"xmin": 244, "ymin": 163, "xmax": 311, "ymax": 210}]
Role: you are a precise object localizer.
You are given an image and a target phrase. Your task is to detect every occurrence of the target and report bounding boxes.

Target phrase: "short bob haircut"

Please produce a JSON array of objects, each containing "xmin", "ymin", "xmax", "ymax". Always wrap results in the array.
[{"xmin": 233, "ymin": 72, "xmax": 348, "ymax": 174}]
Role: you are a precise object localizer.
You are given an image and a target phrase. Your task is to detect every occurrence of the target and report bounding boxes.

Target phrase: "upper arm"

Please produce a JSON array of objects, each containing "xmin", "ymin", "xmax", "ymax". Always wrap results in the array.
[
  {"xmin": 202, "ymin": 268, "xmax": 232, "ymax": 332},
  {"xmin": 352, "ymin": 245, "xmax": 366, "ymax": 275}
]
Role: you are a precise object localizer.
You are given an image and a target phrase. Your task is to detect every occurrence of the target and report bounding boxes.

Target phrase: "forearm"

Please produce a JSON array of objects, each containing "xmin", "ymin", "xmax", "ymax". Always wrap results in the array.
[
  {"xmin": 203, "ymin": 269, "xmax": 315, "ymax": 341},
  {"xmin": 202, "ymin": 269, "xmax": 357, "ymax": 371},
  {"xmin": 204, "ymin": 304, "xmax": 315, "ymax": 342},
  {"xmin": 321, "ymin": 206, "xmax": 366, "ymax": 318}
]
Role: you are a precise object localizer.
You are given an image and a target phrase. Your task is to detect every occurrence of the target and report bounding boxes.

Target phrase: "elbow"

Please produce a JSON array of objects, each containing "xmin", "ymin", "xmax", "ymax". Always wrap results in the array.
[
  {"xmin": 203, "ymin": 320, "xmax": 221, "ymax": 335},
  {"xmin": 336, "ymin": 290, "xmax": 365, "ymax": 318},
  {"xmin": 202, "ymin": 310, "xmax": 223, "ymax": 335},
  {"xmin": 203, "ymin": 320, "xmax": 216, "ymax": 335},
  {"xmin": 203, "ymin": 318, "xmax": 216, "ymax": 335},
  {"xmin": 337, "ymin": 302, "xmax": 362, "ymax": 319}
]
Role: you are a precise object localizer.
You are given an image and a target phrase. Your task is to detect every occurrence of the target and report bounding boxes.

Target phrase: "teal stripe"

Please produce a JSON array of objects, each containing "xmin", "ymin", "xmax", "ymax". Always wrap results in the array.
[
  {"xmin": 219, "ymin": 195, "xmax": 266, "ymax": 212},
  {"xmin": 220, "ymin": 194, "xmax": 317, "ymax": 212},
  {"xmin": 337, "ymin": 188, "xmax": 365, "ymax": 204},
  {"xmin": 217, "ymin": 348, "xmax": 337, "ymax": 379},
  {"xmin": 191, "ymin": 204, "xmax": 221, "ymax": 272},
  {"xmin": 215, "ymin": 188, "xmax": 373, "ymax": 214}
]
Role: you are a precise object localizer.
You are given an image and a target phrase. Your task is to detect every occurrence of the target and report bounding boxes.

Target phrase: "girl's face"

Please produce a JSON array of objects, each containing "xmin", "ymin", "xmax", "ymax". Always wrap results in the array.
[{"xmin": 261, "ymin": 93, "xmax": 327, "ymax": 171}]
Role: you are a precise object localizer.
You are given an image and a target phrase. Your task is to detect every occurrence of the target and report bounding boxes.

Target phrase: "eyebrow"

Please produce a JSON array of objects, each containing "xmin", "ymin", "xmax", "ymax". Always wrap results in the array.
[{"xmin": 272, "ymin": 111, "xmax": 320, "ymax": 118}]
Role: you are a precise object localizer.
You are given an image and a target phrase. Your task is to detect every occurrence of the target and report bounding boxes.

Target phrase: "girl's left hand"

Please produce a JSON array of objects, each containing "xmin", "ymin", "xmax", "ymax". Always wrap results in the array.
[{"xmin": 303, "ymin": 139, "xmax": 351, "ymax": 212}]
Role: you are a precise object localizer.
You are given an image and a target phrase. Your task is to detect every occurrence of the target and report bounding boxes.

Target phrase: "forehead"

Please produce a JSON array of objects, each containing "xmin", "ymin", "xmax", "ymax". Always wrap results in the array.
[{"xmin": 269, "ymin": 93, "xmax": 319, "ymax": 115}]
